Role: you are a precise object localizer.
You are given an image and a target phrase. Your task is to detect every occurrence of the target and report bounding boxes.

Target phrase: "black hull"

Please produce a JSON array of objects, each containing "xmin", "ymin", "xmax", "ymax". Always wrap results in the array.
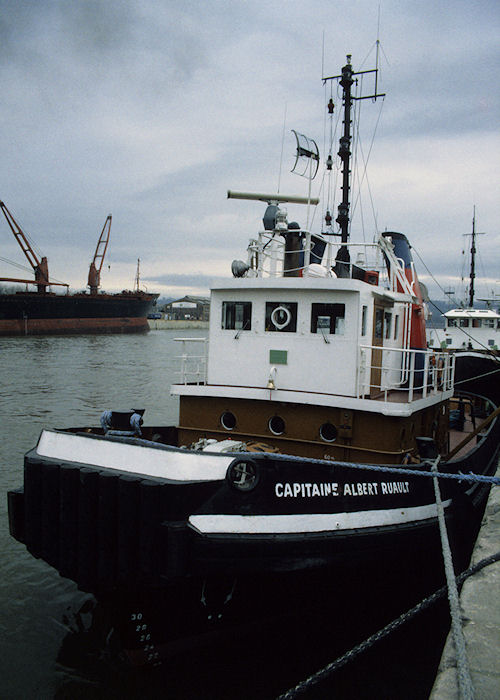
[
  {"xmin": 0, "ymin": 290, "xmax": 158, "ymax": 335},
  {"xmin": 454, "ymin": 351, "xmax": 500, "ymax": 404},
  {"xmin": 8, "ymin": 412, "xmax": 499, "ymax": 595},
  {"xmin": 7, "ymin": 386, "xmax": 499, "ymax": 661}
]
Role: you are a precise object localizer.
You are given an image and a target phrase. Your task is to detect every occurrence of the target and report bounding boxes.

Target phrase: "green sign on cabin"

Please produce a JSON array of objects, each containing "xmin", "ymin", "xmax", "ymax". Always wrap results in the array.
[{"xmin": 269, "ymin": 350, "xmax": 287, "ymax": 365}]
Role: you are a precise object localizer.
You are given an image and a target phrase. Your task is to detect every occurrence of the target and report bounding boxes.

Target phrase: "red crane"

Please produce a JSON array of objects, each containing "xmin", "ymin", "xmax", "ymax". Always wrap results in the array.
[
  {"xmin": 0, "ymin": 200, "xmax": 68, "ymax": 292},
  {"xmin": 87, "ymin": 215, "xmax": 112, "ymax": 295}
]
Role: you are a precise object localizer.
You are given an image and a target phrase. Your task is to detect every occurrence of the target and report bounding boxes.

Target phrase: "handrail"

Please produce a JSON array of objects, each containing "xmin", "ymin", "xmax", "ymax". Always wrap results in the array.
[
  {"xmin": 174, "ymin": 337, "xmax": 208, "ymax": 385},
  {"xmin": 248, "ymin": 234, "xmax": 392, "ymax": 280},
  {"xmin": 357, "ymin": 345, "xmax": 454, "ymax": 400}
]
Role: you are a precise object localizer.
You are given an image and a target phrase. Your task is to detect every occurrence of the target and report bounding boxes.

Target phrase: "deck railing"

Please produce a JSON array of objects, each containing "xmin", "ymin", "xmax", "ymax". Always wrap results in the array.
[
  {"xmin": 174, "ymin": 338, "xmax": 454, "ymax": 404},
  {"xmin": 174, "ymin": 337, "xmax": 208, "ymax": 385},
  {"xmin": 357, "ymin": 345, "xmax": 455, "ymax": 401}
]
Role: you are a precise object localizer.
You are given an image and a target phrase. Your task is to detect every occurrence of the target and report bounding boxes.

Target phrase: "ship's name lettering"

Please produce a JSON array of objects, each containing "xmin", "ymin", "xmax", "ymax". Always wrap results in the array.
[
  {"xmin": 380, "ymin": 481, "xmax": 410, "ymax": 495},
  {"xmin": 343, "ymin": 482, "xmax": 379, "ymax": 496},
  {"xmin": 274, "ymin": 481, "xmax": 410, "ymax": 498},
  {"xmin": 275, "ymin": 482, "xmax": 340, "ymax": 498}
]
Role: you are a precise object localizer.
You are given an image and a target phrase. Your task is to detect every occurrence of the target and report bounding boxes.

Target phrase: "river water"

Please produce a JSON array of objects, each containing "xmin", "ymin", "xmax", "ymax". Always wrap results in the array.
[
  {"xmin": 0, "ymin": 331, "xmax": 203, "ymax": 698},
  {"xmin": 0, "ymin": 330, "xmax": 465, "ymax": 699}
]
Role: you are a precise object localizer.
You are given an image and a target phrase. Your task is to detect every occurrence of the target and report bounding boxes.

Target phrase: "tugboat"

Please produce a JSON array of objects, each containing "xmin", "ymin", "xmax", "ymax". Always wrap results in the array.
[
  {"xmin": 7, "ymin": 56, "xmax": 500, "ymax": 660},
  {"xmin": 427, "ymin": 208, "xmax": 500, "ymax": 402}
]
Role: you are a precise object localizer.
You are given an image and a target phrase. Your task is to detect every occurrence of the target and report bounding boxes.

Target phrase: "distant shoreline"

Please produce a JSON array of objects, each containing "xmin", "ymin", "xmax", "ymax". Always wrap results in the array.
[{"xmin": 148, "ymin": 319, "xmax": 208, "ymax": 330}]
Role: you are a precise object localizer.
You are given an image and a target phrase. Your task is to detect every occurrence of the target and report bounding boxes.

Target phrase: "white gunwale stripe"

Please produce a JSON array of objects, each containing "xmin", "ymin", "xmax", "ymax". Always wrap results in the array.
[
  {"xmin": 36, "ymin": 430, "xmax": 233, "ymax": 481},
  {"xmin": 188, "ymin": 502, "xmax": 450, "ymax": 535}
]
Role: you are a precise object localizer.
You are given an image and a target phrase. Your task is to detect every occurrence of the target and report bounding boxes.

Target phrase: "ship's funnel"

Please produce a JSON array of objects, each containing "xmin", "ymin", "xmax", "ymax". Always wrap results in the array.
[{"xmin": 382, "ymin": 231, "xmax": 427, "ymax": 355}]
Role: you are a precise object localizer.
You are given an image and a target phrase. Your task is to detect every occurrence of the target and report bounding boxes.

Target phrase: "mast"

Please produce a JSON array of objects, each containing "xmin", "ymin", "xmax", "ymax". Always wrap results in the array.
[
  {"xmin": 323, "ymin": 55, "xmax": 385, "ymax": 257},
  {"xmin": 337, "ymin": 56, "xmax": 354, "ymax": 244},
  {"xmin": 134, "ymin": 258, "xmax": 141, "ymax": 292},
  {"xmin": 465, "ymin": 207, "xmax": 484, "ymax": 308},
  {"xmin": 469, "ymin": 208, "xmax": 477, "ymax": 308}
]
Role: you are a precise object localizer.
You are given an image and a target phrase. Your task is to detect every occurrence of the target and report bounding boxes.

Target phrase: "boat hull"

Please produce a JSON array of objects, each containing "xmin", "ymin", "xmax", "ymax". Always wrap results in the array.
[
  {"xmin": 454, "ymin": 351, "xmax": 500, "ymax": 404},
  {"xmin": 0, "ymin": 291, "xmax": 158, "ymax": 335},
  {"xmin": 8, "ymin": 410, "xmax": 499, "ymax": 597}
]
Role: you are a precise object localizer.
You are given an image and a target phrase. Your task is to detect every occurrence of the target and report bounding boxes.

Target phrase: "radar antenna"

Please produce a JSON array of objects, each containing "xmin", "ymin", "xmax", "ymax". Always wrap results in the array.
[
  {"xmin": 290, "ymin": 130, "xmax": 319, "ymax": 179},
  {"xmin": 291, "ymin": 130, "xmax": 319, "ymax": 229}
]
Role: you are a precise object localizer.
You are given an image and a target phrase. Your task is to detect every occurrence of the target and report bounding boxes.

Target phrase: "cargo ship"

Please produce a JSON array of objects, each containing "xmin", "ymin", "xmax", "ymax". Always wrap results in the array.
[{"xmin": 0, "ymin": 202, "xmax": 159, "ymax": 335}]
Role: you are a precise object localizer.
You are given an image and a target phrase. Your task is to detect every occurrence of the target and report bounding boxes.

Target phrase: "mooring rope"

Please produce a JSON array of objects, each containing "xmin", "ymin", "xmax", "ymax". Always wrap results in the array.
[
  {"xmin": 431, "ymin": 457, "xmax": 474, "ymax": 698},
  {"xmin": 454, "ymin": 365, "xmax": 500, "ymax": 387},
  {"xmin": 275, "ymin": 551, "xmax": 500, "ymax": 699},
  {"xmin": 268, "ymin": 451, "xmax": 500, "ymax": 486}
]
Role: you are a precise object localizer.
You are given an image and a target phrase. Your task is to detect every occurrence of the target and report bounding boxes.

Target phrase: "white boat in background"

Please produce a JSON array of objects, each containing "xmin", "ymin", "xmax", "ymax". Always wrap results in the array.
[
  {"xmin": 427, "ymin": 210, "xmax": 500, "ymax": 403},
  {"xmin": 440, "ymin": 307, "xmax": 499, "ymax": 351},
  {"xmin": 428, "ymin": 210, "xmax": 499, "ymax": 353}
]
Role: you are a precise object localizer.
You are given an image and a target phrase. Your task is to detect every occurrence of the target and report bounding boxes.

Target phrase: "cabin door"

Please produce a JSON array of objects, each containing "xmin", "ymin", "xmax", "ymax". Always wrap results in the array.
[{"xmin": 370, "ymin": 304, "xmax": 384, "ymax": 396}]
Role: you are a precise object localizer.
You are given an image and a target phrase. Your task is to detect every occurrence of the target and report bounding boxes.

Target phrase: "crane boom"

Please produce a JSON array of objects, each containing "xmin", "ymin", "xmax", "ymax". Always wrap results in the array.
[
  {"xmin": 0, "ymin": 200, "xmax": 69, "ymax": 292},
  {"xmin": 87, "ymin": 215, "xmax": 112, "ymax": 294}
]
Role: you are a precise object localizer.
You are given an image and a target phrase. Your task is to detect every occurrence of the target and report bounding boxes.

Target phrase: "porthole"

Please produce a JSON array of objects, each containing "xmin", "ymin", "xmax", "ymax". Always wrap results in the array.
[
  {"xmin": 319, "ymin": 422, "xmax": 337, "ymax": 442},
  {"xmin": 220, "ymin": 411, "xmax": 237, "ymax": 430},
  {"xmin": 268, "ymin": 415, "xmax": 285, "ymax": 435}
]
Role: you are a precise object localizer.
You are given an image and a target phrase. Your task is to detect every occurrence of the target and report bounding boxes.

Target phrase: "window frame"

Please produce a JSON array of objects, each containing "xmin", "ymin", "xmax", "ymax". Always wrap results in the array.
[
  {"xmin": 310, "ymin": 302, "xmax": 346, "ymax": 335},
  {"xmin": 265, "ymin": 302, "xmax": 298, "ymax": 333},
  {"xmin": 221, "ymin": 301, "xmax": 252, "ymax": 331}
]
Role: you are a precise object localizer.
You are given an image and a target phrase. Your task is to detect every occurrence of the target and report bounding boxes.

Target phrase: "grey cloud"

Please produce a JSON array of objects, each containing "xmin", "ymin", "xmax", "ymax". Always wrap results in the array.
[{"xmin": 1, "ymin": 1, "xmax": 499, "ymax": 295}]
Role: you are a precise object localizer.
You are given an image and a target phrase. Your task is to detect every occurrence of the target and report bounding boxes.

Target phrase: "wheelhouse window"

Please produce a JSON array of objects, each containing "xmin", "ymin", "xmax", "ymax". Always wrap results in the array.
[
  {"xmin": 265, "ymin": 302, "xmax": 298, "ymax": 332},
  {"xmin": 472, "ymin": 319, "xmax": 482, "ymax": 329},
  {"xmin": 222, "ymin": 301, "xmax": 252, "ymax": 330},
  {"xmin": 361, "ymin": 305, "xmax": 368, "ymax": 336},
  {"xmin": 311, "ymin": 303, "xmax": 345, "ymax": 335},
  {"xmin": 394, "ymin": 314, "xmax": 399, "ymax": 340},
  {"xmin": 460, "ymin": 318, "xmax": 469, "ymax": 328},
  {"xmin": 447, "ymin": 319, "xmax": 457, "ymax": 328},
  {"xmin": 375, "ymin": 308, "xmax": 383, "ymax": 339},
  {"xmin": 384, "ymin": 312, "xmax": 392, "ymax": 339}
]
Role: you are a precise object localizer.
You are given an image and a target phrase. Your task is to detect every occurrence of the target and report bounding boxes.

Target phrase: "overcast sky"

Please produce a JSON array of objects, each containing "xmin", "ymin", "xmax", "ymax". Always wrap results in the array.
[{"xmin": 1, "ymin": 0, "xmax": 499, "ymax": 305}]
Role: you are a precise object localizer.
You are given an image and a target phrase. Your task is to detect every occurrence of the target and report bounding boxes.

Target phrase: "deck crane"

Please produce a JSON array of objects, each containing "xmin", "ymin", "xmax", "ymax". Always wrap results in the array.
[
  {"xmin": 87, "ymin": 215, "xmax": 112, "ymax": 295},
  {"xmin": 0, "ymin": 200, "xmax": 69, "ymax": 292}
]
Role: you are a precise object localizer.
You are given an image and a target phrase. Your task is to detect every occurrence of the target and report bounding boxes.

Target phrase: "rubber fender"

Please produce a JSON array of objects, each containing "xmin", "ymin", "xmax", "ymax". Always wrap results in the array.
[
  {"xmin": 41, "ymin": 461, "xmax": 61, "ymax": 567},
  {"xmin": 97, "ymin": 471, "xmax": 119, "ymax": 590},
  {"xmin": 24, "ymin": 458, "xmax": 44, "ymax": 558},
  {"xmin": 138, "ymin": 479, "xmax": 164, "ymax": 584},
  {"xmin": 59, "ymin": 463, "xmax": 81, "ymax": 579},
  {"xmin": 77, "ymin": 467, "xmax": 100, "ymax": 591},
  {"xmin": 162, "ymin": 521, "xmax": 190, "ymax": 580},
  {"xmin": 7, "ymin": 488, "xmax": 25, "ymax": 544},
  {"xmin": 117, "ymin": 474, "xmax": 143, "ymax": 587}
]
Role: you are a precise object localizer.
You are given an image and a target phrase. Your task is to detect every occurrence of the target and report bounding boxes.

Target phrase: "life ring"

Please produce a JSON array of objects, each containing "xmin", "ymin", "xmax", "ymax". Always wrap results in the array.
[{"xmin": 270, "ymin": 305, "xmax": 291, "ymax": 330}]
